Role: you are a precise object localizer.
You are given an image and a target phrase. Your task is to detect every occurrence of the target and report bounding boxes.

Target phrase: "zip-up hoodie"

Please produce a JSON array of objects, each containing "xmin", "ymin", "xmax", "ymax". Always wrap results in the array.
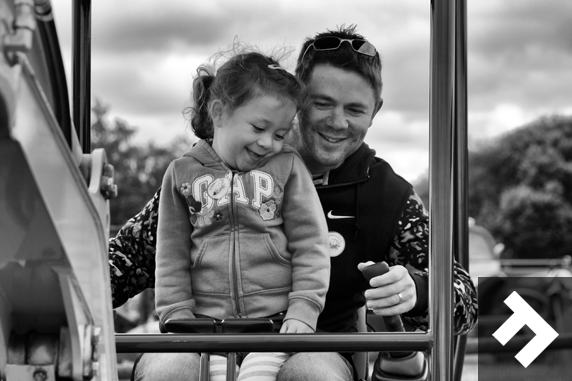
[{"xmin": 155, "ymin": 140, "xmax": 330, "ymax": 330}]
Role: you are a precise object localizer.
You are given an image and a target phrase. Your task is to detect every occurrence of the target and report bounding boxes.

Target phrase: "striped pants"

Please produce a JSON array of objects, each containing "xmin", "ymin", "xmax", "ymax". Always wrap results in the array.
[{"xmin": 209, "ymin": 352, "xmax": 291, "ymax": 381}]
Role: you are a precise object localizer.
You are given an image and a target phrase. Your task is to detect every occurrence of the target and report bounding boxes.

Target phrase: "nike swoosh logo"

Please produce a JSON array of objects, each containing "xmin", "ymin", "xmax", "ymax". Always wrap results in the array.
[{"xmin": 327, "ymin": 210, "xmax": 356, "ymax": 219}]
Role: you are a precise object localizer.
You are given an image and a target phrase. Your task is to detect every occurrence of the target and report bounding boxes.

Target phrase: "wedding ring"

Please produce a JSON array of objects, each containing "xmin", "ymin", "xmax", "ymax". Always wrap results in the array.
[{"xmin": 396, "ymin": 292, "xmax": 404, "ymax": 305}]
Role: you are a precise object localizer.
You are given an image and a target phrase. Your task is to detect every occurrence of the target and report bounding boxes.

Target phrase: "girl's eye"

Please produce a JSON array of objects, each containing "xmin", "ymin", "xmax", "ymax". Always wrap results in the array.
[
  {"xmin": 252, "ymin": 125, "xmax": 264, "ymax": 132},
  {"xmin": 274, "ymin": 134, "xmax": 285, "ymax": 141}
]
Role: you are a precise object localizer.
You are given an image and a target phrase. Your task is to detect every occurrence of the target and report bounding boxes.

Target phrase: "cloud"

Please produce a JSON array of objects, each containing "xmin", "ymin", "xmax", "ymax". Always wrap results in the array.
[
  {"xmin": 468, "ymin": 0, "xmax": 572, "ymax": 113},
  {"xmin": 50, "ymin": 0, "xmax": 572, "ymax": 183}
]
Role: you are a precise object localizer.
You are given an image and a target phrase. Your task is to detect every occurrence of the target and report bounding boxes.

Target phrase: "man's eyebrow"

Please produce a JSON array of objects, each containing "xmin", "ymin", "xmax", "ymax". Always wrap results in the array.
[{"xmin": 312, "ymin": 93, "xmax": 369, "ymax": 109}]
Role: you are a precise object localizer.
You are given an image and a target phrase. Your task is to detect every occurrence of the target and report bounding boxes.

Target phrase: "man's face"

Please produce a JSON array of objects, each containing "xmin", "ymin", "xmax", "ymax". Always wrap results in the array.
[{"xmin": 298, "ymin": 64, "xmax": 379, "ymax": 174}]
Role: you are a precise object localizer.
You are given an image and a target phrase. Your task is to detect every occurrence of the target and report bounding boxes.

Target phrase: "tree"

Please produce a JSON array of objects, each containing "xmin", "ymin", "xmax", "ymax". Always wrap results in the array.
[
  {"xmin": 414, "ymin": 115, "xmax": 572, "ymax": 259},
  {"xmin": 91, "ymin": 100, "xmax": 194, "ymax": 228},
  {"xmin": 469, "ymin": 115, "xmax": 572, "ymax": 259}
]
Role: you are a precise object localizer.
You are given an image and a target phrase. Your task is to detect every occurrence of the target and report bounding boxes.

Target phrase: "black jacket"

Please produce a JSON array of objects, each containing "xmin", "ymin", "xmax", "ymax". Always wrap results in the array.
[{"xmin": 314, "ymin": 143, "xmax": 420, "ymax": 332}]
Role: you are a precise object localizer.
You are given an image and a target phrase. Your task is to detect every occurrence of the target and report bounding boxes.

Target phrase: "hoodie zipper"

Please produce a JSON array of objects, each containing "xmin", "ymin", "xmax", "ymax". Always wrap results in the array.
[{"xmin": 229, "ymin": 171, "xmax": 243, "ymax": 318}]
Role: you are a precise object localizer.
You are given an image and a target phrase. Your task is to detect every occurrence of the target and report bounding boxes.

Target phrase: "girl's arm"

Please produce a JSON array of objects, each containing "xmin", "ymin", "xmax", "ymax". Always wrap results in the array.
[
  {"xmin": 280, "ymin": 153, "xmax": 331, "ymax": 331},
  {"xmin": 155, "ymin": 162, "xmax": 196, "ymax": 323}
]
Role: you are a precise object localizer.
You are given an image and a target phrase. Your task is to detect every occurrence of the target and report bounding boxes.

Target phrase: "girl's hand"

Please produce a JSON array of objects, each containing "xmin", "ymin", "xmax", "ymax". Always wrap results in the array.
[
  {"xmin": 357, "ymin": 262, "xmax": 417, "ymax": 316},
  {"xmin": 279, "ymin": 319, "xmax": 314, "ymax": 333}
]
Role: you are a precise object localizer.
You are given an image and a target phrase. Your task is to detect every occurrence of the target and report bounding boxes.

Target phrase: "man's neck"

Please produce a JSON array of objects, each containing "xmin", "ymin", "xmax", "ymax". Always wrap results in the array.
[
  {"xmin": 298, "ymin": 147, "xmax": 341, "ymax": 176},
  {"xmin": 286, "ymin": 125, "xmax": 340, "ymax": 175}
]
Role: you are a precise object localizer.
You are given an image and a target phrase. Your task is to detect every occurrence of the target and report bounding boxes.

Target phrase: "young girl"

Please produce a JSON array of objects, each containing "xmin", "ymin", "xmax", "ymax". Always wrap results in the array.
[{"xmin": 155, "ymin": 49, "xmax": 331, "ymax": 381}]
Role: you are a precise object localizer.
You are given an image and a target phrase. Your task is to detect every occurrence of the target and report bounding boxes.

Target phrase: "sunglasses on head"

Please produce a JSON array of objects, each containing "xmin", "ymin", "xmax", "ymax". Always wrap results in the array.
[{"xmin": 301, "ymin": 36, "xmax": 377, "ymax": 61}]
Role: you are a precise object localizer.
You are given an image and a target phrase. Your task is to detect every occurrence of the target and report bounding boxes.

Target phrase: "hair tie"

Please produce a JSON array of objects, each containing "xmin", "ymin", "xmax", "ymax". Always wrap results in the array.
[{"xmin": 268, "ymin": 64, "xmax": 287, "ymax": 71}]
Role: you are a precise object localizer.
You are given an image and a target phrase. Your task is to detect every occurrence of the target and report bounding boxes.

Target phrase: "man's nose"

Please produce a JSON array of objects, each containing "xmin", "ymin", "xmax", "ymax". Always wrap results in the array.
[{"xmin": 328, "ymin": 107, "xmax": 349, "ymax": 130}]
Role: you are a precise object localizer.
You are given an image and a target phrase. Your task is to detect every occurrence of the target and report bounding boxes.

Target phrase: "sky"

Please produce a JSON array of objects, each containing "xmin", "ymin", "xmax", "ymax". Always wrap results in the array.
[{"xmin": 51, "ymin": 0, "xmax": 572, "ymax": 183}]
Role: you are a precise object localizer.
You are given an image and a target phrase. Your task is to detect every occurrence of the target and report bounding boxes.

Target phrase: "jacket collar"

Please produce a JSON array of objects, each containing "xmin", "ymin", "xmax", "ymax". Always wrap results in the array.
[{"xmin": 323, "ymin": 143, "xmax": 376, "ymax": 185}]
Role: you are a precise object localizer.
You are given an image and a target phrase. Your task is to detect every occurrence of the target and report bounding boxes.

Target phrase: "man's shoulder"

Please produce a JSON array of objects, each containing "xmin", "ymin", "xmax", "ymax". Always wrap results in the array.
[{"xmin": 368, "ymin": 156, "xmax": 412, "ymax": 188}]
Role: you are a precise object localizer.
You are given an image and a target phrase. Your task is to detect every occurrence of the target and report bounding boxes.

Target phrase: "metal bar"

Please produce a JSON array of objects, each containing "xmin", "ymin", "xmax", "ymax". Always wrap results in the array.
[
  {"xmin": 36, "ymin": 6, "xmax": 73, "ymax": 148},
  {"xmin": 72, "ymin": 0, "xmax": 91, "ymax": 153},
  {"xmin": 227, "ymin": 353, "xmax": 237, "ymax": 381},
  {"xmin": 466, "ymin": 333, "xmax": 572, "ymax": 354},
  {"xmin": 452, "ymin": 1, "xmax": 469, "ymax": 380},
  {"xmin": 429, "ymin": 0, "xmax": 456, "ymax": 380},
  {"xmin": 115, "ymin": 332, "xmax": 433, "ymax": 354},
  {"xmin": 199, "ymin": 353, "xmax": 210, "ymax": 381}
]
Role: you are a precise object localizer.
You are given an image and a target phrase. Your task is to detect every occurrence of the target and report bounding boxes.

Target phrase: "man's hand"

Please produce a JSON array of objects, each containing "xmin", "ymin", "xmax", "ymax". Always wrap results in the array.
[
  {"xmin": 280, "ymin": 319, "xmax": 314, "ymax": 333},
  {"xmin": 357, "ymin": 261, "xmax": 417, "ymax": 316}
]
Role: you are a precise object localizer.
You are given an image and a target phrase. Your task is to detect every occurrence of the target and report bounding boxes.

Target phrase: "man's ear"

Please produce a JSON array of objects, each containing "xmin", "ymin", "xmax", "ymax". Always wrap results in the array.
[
  {"xmin": 368, "ymin": 98, "xmax": 383, "ymax": 128},
  {"xmin": 209, "ymin": 99, "xmax": 225, "ymax": 127},
  {"xmin": 373, "ymin": 98, "xmax": 383, "ymax": 118}
]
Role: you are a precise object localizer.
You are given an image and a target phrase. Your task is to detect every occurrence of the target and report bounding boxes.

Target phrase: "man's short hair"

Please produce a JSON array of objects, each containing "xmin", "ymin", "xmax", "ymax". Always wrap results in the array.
[{"xmin": 295, "ymin": 24, "xmax": 383, "ymax": 104}]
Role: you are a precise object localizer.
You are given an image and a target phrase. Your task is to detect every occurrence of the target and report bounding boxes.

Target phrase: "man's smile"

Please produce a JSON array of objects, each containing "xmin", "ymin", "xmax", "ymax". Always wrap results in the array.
[{"xmin": 318, "ymin": 132, "xmax": 346, "ymax": 143}]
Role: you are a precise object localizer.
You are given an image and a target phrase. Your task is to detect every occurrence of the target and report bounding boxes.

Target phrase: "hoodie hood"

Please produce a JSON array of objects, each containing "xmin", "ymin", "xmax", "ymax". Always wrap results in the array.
[{"xmin": 182, "ymin": 140, "xmax": 229, "ymax": 170}]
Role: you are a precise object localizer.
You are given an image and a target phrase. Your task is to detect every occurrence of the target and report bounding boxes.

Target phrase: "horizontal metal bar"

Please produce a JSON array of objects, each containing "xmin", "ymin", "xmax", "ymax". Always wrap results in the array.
[
  {"xmin": 466, "ymin": 333, "xmax": 572, "ymax": 354},
  {"xmin": 115, "ymin": 332, "xmax": 433, "ymax": 353},
  {"xmin": 501, "ymin": 259, "xmax": 572, "ymax": 268}
]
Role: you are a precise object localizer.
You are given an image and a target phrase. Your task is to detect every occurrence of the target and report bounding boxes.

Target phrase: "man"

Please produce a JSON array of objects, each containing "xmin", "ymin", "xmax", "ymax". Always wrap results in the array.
[{"xmin": 109, "ymin": 25, "xmax": 477, "ymax": 381}]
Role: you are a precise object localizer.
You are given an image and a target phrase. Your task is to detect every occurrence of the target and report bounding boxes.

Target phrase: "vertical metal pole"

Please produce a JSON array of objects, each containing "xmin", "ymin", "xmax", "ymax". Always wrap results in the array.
[
  {"xmin": 429, "ymin": 0, "xmax": 455, "ymax": 380},
  {"xmin": 72, "ymin": 0, "xmax": 92, "ymax": 153},
  {"xmin": 453, "ymin": 1, "xmax": 469, "ymax": 380}
]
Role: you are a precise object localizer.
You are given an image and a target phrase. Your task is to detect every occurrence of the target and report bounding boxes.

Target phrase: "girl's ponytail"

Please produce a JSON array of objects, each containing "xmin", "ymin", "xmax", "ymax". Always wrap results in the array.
[{"xmin": 190, "ymin": 66, "xmax": 215, "ymax": 139}]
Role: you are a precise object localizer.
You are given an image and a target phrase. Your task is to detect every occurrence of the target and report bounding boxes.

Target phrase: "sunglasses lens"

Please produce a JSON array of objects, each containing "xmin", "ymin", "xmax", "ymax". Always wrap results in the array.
[
  {"xmin": 352, "ymin": 40, "xmax": 376, "ymax": 56},
  {"xmin": 308, "ymin": 37, "xmax": 377, "ymax": 58},
  {"xmin": 313, "ymin": 37, "xmax": 342, "ymax": 50}
]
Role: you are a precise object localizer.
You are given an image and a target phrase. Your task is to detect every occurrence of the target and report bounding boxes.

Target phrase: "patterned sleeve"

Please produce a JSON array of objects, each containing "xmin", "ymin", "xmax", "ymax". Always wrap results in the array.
[
  {"xmin": 109, "ymin": 188, "xmax": 161, "ymax": 308},
  {"xmin": 386, "ymin": 189, "xmax": 478, "ymax": 335}
]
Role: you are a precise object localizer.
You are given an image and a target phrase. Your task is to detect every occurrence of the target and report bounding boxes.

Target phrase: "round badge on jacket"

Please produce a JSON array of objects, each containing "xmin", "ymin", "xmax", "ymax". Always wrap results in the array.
[{"xmin": 328, "ymin": 231, "xmax": 346, "ymax": 257}]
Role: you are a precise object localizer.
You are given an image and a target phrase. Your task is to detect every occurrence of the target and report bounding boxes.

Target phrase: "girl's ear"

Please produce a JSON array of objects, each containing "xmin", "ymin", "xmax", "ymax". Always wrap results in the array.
[{"xmin": 209, "ymin": 99, "xmax": 225, "ymax": 128}]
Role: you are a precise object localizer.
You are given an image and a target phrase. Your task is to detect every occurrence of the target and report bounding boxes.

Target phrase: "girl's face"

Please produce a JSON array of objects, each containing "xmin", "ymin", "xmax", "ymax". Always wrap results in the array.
[{"xmin": 212, "ymin": 94, "xmax": 297, "ymax": 172}]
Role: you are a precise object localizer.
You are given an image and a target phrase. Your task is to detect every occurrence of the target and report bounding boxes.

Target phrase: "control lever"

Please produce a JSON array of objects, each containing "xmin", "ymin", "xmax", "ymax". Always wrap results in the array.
[
  {"xmin": 361, "ymin": 262, "xmax": 428, "ymax": 381},
  {"xmin": 361, "ymin": 262, "xmax": 405, "ymax": 333}
]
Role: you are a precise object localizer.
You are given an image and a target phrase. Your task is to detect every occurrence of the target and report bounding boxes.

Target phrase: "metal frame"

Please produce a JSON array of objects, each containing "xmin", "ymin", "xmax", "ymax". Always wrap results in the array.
[
  {"xmin": 112, "ymin": 1, "xmax": 466, "ymax": 380},
  {"xmin": 72, "ymin": 0, "xmax": 92, "ymax": 153}
]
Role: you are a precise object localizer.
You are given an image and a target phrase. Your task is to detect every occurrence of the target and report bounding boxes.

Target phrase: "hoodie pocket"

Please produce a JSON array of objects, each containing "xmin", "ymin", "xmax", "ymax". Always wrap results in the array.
[
  {"xmin": 190, "ymin": 235, "xmax": 231, "ymax": 294},
  {"xmin": 238, "ymin": 232, "xmax": 292, "ymax": 295}
]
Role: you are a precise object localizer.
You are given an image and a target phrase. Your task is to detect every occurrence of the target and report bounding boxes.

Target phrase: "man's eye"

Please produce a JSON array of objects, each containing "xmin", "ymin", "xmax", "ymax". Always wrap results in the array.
[
  {"xmin": 348, "ymin": 108, "xmax": 365, "ymax": 115},
  {"xmin": 252, "ymin": 125, "xmax": 264, "ymax": 132},
  {"xmin": 314, "ymin": 101, "xmax": 330, "ymax": 108}
]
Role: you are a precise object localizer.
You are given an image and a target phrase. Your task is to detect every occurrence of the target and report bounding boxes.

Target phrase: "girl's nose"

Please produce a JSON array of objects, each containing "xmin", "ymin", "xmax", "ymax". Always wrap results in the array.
[{"xmin": 257, "ymin": 134, "xmax": 272, "ymax": 150}]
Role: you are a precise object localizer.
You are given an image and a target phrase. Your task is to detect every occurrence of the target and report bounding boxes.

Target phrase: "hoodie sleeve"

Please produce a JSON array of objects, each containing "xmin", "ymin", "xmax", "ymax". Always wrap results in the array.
[
  {"xmin": 109, "ymin": 188, "xmax": 160, "ymax": 308},
  {"xmin": 155, "ymin": 161, "xmax": 196, "ymax": 323},
  {"xmin": 392, "ymin": 190, "xmax": 478, "ymax": 335},
  {"xmin": 280, "ymin": 154, "xmax": 331, "ymax": 331}
]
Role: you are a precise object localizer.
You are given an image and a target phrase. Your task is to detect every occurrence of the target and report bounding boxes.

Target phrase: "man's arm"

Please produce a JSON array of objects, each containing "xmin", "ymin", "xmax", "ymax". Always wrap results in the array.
[
  {"xmin": 109, "ymin": 188, "xmax": 161, "ymax": 308},
  {"xmin": 389, "ymin": 190, "xmax": 478, "ymax": 335}
]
